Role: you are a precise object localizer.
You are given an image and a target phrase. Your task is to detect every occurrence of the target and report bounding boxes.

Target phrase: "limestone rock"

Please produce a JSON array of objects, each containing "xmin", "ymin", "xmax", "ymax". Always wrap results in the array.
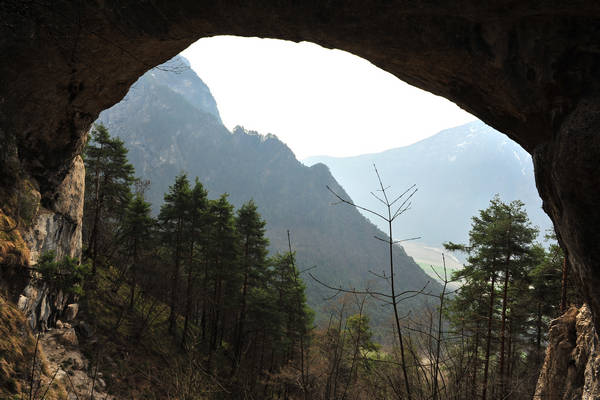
[
  {"xmin": 13, "ymin": 157, "xmax": 84, "ymax": 331},
  {"xmin": 535, "ymin": 304, "xmax": 600, "ymax": 400},
  {"xmin": 17, "ymin": 294, "xmax": 27, "ymax": 310},
  {"xmin": 56, "ymin": 319, "xmax": 64, "ymax": 329},
  {"xmin": 69, "ymin": 354, "xmax": 86, "ymax": 370},
  {"xmin": 55, "ymin": 369, "xmax": 67, "ymax": 381},
  {"xmin": 22, "ymin": 156, "xmax": 84, "ymax": 265},
  {"xmin": 40, "ymin": 327, "xmax": 113, "ymax": 399},
  {"xmin": 59, "ymin": 328, "xmax": 79, "ymax": 346},
  {"xmin": 18, "ymin": 282, "xmax": 70, "ymax": 331},
  {"xmin": 65, "ymin": 303, "xmax": 79, "ymax": 321}
]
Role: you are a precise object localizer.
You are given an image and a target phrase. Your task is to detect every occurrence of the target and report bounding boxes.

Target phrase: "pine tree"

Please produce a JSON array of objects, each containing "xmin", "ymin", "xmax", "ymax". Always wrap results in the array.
[
  {"xmin": 158, "ymin": 173, "xmax": 191, "ymax": 335},
  {"xmin": 205, "ymin": 194, "xmax": 239, "ymax": 365},
  {"xmin": 83, "ymin": 123, "xmax": 135, "ymax": 274},
  {"xmin": 233, "ymin": 200, "xmax": 269, "ymax": 371},
  {"xmin": 181, "ymin": 178, "xmax": 208, "ymax": 348},
  {"xmin": 271, "ymin": 251, "xmax": 313, "ymax": 366},
  {"xmin": 445, "ymin": 196, "xmax": 538, "ymax": 400},
  {"xmin": 120, "ymin": 193, "xmax": 155, "ymax": 310}
]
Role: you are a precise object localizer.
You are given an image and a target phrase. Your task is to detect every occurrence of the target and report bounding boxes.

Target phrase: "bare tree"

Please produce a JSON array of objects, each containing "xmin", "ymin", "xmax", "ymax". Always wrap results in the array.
[{"xmin": 314, "ymin": 163, "xmax": 426, "ymax": 400}]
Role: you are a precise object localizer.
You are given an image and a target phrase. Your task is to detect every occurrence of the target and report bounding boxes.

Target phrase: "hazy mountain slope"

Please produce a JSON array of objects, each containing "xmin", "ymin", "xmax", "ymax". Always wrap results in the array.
[
  {"xmin": 97, "ymin": 57, "xmax": 438, "ymax": 317},
  {"xmin": 145, "ymin": 56, "xmax": 222, "ymax": 122},
  {"xmin": 304, "ymin": 122, "xmax": 554, "ymax": 250}
]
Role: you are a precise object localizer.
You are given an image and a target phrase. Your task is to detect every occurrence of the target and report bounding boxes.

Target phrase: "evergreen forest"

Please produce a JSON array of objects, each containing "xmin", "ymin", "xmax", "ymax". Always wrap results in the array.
[{"xmin": 16, "ymin": 123, "xmax": 578, "ymax": 400}]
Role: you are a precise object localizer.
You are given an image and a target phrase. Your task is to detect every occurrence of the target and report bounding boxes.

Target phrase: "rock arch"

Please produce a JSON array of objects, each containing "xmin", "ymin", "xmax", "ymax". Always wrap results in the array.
[{"xmin": 2, "ymin": 1, "xmax": 600, "ymax": 325}]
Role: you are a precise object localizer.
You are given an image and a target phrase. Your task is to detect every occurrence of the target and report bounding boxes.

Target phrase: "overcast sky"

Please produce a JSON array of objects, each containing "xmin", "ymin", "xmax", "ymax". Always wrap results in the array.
[{"xmin": 182, "ymin": 36, "xmax": 475, "ymax": 160}]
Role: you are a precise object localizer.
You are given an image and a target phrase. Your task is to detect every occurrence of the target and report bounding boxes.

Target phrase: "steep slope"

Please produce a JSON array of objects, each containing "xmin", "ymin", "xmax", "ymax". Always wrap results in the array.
[
  {"xmin": 97, "ymin": 57, "xmax": 437, "ymax": 318},
  {"xmin": 305, "ymin": 122, "xmax": 554, "ymax": 252},
  {"xmin": 0, "ymin": 297, "xmax": 69, "ymax": 399}
]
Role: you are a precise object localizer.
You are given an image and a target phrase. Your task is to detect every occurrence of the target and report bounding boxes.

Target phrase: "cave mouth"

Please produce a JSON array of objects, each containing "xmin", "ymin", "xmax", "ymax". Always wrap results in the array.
[
  {"xmin": 106, "ymin": 36, "xmax": 554, "ymax": 275},
  {"xmin": 177, "ymin": 35, "xmax": 477, "ymax": 161},
  {"xmin": 2, "ymin": 0, "xmax": 600, "ymax": 333}
]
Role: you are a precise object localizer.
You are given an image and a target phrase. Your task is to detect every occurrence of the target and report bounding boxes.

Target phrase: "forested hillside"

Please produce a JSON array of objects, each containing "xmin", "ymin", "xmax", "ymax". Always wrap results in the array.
[{"xmin": 97, "ymin": 56, "xmax": 436, "ymax": 317}]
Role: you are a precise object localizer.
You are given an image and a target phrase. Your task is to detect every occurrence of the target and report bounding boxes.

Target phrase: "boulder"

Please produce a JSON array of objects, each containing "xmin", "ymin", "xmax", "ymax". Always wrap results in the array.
[
  {"xmin": 17, "ymin": 294, "xmax": 27, "ymax": 311},
  {"xmin": 65, "ymin": 303, "xmax": 79, "ymax": 321},
  {"xmin": 60, "ymin": 328, "xmax": 79, "ymax": 346}
]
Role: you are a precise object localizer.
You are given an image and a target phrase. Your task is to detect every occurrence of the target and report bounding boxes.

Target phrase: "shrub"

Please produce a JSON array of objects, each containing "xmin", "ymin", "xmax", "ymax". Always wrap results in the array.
[{"xmin": 36, "ymin": 251, "xmax": 91, "ymax": 296}]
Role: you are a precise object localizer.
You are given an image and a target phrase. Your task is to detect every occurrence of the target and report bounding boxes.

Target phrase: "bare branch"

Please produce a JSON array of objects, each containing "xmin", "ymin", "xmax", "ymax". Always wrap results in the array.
[
  {"xmin": 392, "ymin": 236, "xmax": 421, "ymax": 244},
  {"xmin": 299, "ymin": 265, "xmax": 317, "ymax": 274},
  {"xmin": 370, "ymin": 191, "xmax": 388, "ymax": 206},
  {"xmin": 373, "ymin": 164, "xmax": 391, "ymax": 205},
  {"xmin": 368, "ymin": 269, "xmax": 389, "ymax": 280},
  {"xmin": 309, "ymin": 273, "xmax": 393, "ymax": 299},
  {"xmin": 326, "ymin": 185, "xmax": 388, "ymax": 221},
  {"xmin": 389, "ymin": 184, "xmax": 418, "ymax": 208}
]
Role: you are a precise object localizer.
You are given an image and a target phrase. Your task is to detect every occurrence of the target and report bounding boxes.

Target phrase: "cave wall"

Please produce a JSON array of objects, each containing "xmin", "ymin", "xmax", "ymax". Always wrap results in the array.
[{"xmin": 1, "ymin": 1, "xmax": 600, "ymax": 331}]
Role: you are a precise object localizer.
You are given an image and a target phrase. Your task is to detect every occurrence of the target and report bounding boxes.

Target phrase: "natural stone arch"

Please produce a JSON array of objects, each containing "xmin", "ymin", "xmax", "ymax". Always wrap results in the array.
[{"xmin": 2, "ymin": 1, "xmax": 600, "ymax": 326}]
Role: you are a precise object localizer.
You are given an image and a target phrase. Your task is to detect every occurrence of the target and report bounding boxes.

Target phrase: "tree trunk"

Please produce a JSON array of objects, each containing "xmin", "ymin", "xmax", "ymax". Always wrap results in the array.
[
  {"xmin": 471, "ymin": 317, "xmax": 481, "ymax": 399},
  {"xmin": 181, "ymin": 265, "xmax": 193, "ymax": 348},
  {"xmin": 128, "ymin": 237, "xmax": 137, "ymax": 310},
  {"xmin": 481, "ymin": 273, "xmax": 496, "ymax": 400},
  {"xmin": 388, "ymin": 219, "xmax": 412, "ymax": 400},
  {"xmin": 234, "ymin": 237, "xmax": 250, "ymax": 372},
  {"xmin": 498, "ymin": 266, "xmax": 510, "ymax": 399},
  {"xmin": 181, "ymin": 230, "xmax": 197, "ymax": 348},
  {"xmin": 168, "ymin": 216, "xmax": 183, "ymax": 335}
]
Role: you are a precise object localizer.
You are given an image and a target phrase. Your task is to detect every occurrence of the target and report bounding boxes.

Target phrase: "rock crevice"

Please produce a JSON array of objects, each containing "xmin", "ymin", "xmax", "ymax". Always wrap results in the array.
[{"xmin": 535, "ymin": 304, "xmax": 600, "ymax": 400}]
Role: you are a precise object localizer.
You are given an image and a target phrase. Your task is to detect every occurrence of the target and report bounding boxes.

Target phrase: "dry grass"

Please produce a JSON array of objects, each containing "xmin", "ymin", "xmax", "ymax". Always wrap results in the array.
[
  {"xmin": 0, "ymin": 209, "xmax": 30, "ymax": 266},
  {"xmin": 0, "ymin": 296, "xmax": 67, "ymax": 399}
]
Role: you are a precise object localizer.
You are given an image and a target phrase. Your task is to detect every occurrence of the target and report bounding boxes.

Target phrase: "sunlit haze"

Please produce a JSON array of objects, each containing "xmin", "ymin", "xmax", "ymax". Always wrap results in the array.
[{"xmin": 182, "ymin": 36, "xmax": 475, "ymax": 160}]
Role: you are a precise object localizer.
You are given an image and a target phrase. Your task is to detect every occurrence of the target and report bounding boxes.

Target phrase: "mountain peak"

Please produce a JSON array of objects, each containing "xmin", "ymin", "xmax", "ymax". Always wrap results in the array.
[{"xmin": 143, "ymin": 55, "xmax": 222, "ymax": 122}]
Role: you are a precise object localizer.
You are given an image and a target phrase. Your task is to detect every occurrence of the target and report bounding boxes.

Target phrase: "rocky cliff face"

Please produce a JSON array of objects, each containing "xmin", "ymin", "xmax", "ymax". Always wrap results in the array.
[
  {"xmin": 2, "ymin": 155, "xmax": 84, "ymax": 330},
  {"xmin": 23, "ymin": 156, "xmax": 84, "ymax": 264},
  {"xmin": 535, "ymin": 304, "xmax": 600, "ymax": 400}
]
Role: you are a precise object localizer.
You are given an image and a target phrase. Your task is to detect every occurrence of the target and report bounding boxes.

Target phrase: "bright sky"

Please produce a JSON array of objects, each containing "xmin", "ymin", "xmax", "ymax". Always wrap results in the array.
[{"xmin": 182, "ymin": 36, "xmax": 475, "ymax": 160}]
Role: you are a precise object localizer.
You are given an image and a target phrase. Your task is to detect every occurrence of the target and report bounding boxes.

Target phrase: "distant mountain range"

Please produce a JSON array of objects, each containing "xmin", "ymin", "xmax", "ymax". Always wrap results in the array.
[
  {"xmin": 97, "ymin": 56, "xmax": 438, "ymax": 323},
  {"xmin": 304, "ymin": 122, "xmax": 554, "ymax": 263}
]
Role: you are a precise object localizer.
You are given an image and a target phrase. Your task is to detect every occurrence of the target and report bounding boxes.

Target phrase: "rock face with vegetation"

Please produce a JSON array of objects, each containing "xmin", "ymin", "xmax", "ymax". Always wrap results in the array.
[
  {"xmin": 0, "ymin": 153, "xmax": 84, "ymax": 330},
  {"xmin": 535, "ymin": 304, "xmax": 600, "ymax": 400},
  {"xmin": 22, "ymin": 156, "xmax": 85, "ymax": 265}
]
